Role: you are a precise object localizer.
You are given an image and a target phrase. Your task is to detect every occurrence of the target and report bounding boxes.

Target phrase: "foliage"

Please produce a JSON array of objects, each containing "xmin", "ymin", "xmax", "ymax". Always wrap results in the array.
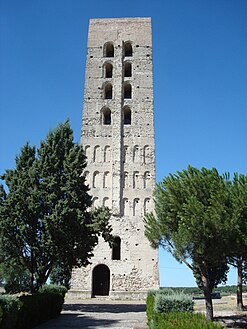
[
  {"xmin": 151, "ymin": 312, "xmax": 224, "ymax": 329},
  {"xmin": 192, "ymin": 261, "xmax": 229, "ymax": 292},
  {"xmin": 144, "ymin": 166, "xmax": 231, "ymax": 320},
  {"xmin": 227, "ymin": 173, "xmax": 247, "ymax": 309},
  {"xmin": 0, "ymin": 262, "xmax": 30, "ymax": 294},
  {"xmin": 0, "ymin": 285, "xmax": 66, "ymax": 329},
  {"xmin": 154, "ymin": 292, "xmax": 194, "ymax": 313},
  {"xmin": 50, "ymin": 263, "xmax": 71, "ymax": 289},
  {"xmin": 0, "ymin": 121, "xmax": 112, "ymax": 293},
  {"xmin": 146, "ymin": 291, "xmax": 156, "ymax": 327}
]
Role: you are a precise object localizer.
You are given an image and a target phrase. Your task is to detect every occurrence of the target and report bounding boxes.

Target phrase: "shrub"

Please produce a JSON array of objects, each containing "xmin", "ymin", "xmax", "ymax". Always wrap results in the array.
[
  {"xmin": 146, "ymin": 291, "xmax": 156, "ymax": 327},
  {"xmin": 154, "ymin": 292, "xmax": 194, "ymax": 313},
  {"xmin": 0, "ymin": 285, "xmax": 67, "ymax": 329},
  {"xmin": 0, "ymin": 295, "xmax": 21, "ymax": 329},
  {"xmin": 152, "ymin": 312, "xmax": 224, "ymax": 329}
]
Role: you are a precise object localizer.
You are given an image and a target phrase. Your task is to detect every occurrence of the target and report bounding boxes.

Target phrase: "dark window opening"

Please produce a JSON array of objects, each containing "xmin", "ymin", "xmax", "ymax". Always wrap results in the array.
[
  {"xmin": 124, "ymin": 42, "xmax": 133, "ymax": 57},
  {"xmin": 124, "ymin": 84, "xmax": 132, "ymax": 99},
  {"xmin": 124, "ymin": 62, "xmax": 132, "ymax": 77},
  {"xmin": 102, "ymin": 108, "xmax": 111, "ymax": 125},
  {"xmin": 123, "ymin": 107, "xmax": 131, "ymax": 125},
  {"xmin": 112, "ymin": 236, "xmax": 121, "ymax": 260},
  {"xmin": 104, "ymin": 83, "xmax": 112, "ymax": 99},
  {"xmin": 104, "ymin": 43, "xmax": 114, "ymax": 57},
  {"xmin": 105, "ymin": 63, "xmax": 113, "ymax": 78}
]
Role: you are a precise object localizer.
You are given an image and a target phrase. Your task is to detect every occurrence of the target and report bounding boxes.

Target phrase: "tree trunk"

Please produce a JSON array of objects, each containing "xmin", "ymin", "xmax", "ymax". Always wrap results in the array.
[
  {"xmin": 237, "ymin": 257, "xmax": 244, "ymax": 311},
  {"xmin": 201, "ymin": 264, "xmax": 214, "ymax": 321}
]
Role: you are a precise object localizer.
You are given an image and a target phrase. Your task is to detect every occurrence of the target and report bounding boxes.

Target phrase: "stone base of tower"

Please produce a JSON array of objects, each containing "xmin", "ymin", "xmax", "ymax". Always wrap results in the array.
[{"xmin": 67, "ymin": 289, "xmax": 152, "ymax": 301}]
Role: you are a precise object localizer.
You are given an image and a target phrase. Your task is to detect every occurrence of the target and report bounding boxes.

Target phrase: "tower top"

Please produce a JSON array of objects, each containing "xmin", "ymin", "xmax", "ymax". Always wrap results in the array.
[{"xmin": 87, "ymin": 17, "xmax": 152, "ymax": 47}]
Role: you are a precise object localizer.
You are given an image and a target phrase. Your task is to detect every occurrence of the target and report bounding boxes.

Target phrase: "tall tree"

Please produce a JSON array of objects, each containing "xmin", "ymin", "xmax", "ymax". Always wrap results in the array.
[
  {"xmin": 227, "ymin": 173, "xmax": 247, "ymax": 310},
  {"xmin": 0, "ymin": 121, "xmax": 111, "ymax": 293},
  {"xmin": 144, "ymin": 166, "xmax": 230, "ymax": 321}
]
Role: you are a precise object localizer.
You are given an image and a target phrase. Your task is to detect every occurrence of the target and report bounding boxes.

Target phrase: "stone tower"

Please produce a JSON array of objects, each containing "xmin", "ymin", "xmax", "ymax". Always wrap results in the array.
[{"xmin": 70, "ymin": 17, "xmax": 159, "ymax": 299}]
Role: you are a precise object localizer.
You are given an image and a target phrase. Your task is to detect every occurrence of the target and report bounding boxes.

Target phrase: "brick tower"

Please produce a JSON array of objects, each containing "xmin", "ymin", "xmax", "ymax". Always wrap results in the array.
[{"xmin": 70, "ymin": 17, "xmax": 159, "ymax": 299}]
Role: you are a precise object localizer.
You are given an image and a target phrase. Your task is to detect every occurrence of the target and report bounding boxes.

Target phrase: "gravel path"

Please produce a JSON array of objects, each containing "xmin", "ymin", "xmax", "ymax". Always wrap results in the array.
[{"xmin": 34, "ymin": 299, "xmax": 148, "ymax": 329}]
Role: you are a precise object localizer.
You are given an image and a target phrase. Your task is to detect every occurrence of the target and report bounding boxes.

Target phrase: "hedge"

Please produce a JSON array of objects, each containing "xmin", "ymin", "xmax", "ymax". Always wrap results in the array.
[
  {"xmin": 147, "ymin": 290, "xmax": 225, "ymax": 329},
  {"xmin": 151, "ymin": 312, "xmax": 224, "ymax": 329},
  {"xmin": 154, "ymin": 292, "xmax": 194, "ymax": 313},
  {"xmin": 0, "ymin": 285, "xmax": 67, "ymax": 329}
]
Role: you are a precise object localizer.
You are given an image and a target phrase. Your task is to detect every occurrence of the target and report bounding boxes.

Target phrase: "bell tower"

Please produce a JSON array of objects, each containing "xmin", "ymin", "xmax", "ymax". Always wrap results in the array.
[{"xmin": 70, "ymin": 17, "xmax": 159, "ymax": 299}]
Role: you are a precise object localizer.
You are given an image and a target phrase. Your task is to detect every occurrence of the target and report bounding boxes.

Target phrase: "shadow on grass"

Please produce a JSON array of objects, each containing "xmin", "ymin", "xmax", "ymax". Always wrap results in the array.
[{"xmin": 215, "ymin": 314, "xmax": 247, "ymax": 328}]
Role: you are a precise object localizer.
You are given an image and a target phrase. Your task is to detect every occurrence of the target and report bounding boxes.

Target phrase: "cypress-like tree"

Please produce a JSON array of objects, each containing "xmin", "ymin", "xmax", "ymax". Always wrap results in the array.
[{"xmin": 0, "ymin": 121, "xmax": 111, "ymax": 293}]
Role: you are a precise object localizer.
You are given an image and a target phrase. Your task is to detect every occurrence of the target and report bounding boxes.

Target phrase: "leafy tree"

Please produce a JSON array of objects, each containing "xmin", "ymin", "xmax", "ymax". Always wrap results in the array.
[
  {"xmin": 0, "ymin": 121, "xmax": 111, "ymax": 293},
  {"xmin": 50, "ymin": 262, "xmax": 71, "ymax": 290},
  {"xmin": 227, "ymin": 173, "xmax": 247, "ymax": 310},
  {"xmin": 0, "ymin": 261, "xmax": 30, "ymax": 294},
  {"xmin": 144, "ymin": 166, "xmax": 230, "ymax": 321}
]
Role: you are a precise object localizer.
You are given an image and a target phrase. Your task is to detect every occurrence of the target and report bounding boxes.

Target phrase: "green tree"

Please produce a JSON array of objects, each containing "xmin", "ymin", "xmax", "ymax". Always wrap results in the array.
[
  {"xmin": 0, "ymin": 121, "xmax": 111, "ymax": 293},
  {"xmin": 227, "ymin": 173, "xmax": 247, "ymax": 310},
  {"xmin": 144, "ymin": 166, "xmax": 230, "ymax": 321}
]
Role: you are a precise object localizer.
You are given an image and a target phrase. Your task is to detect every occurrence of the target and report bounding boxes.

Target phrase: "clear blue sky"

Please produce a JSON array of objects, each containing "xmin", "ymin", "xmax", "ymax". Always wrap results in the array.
[{"xmin": 1, "ymin": 0, "xmax": 247, "ymax": 287}]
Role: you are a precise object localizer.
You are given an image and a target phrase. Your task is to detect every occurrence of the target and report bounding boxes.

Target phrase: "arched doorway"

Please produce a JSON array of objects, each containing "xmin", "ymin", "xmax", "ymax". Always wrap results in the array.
[{"xmin": 92, "ymin": 264, "xmax": 110, "ymax": 296}]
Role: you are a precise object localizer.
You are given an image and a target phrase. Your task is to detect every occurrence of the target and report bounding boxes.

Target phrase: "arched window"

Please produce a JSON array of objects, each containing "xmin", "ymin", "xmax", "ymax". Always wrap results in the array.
[
  {"xmin": 124, "ymin": 83, "xmax": 132, "ymax": 99},
  {"xmin": 104, "ymin": 145, "xmax": 111, "ymax": 162},
  {"xmin": 133, "ymin": 198, "xmax": 140, "ymax": 216},
  {"xmin": 144, "ymin": 171, "xmax": 151, "ymax": 189},
  {"xmin": 102, "ymin": 107, "xmax": 111, "ymax": 125},
  {"xmin": 124, "ymin": 62, "xmax": 132, "ymax": 77},
  {"xmin": 104, "ymin": 42, "xmax": 114, "ymax": 57},
  {"xmin": 144, "ymin": 198, "xmax": 151, "ymax": 214},
  {"xmin": 104, "ymin": 83, "xmax": 113, "ymax": 99},
  {"xmin": 123, "ymin": 106, "xmax": 131, "ymax": 125},
  {"xmin": 133, "ymin": 145, "xmax": 139, "ymax": 163},
  {"xmin": 84, "ymin": 145, "xmax": 91, "ymax": 162},
  {"xmin": 83, "ymin": 170, "xmax": 89, "ymax": 184},
  {"xmin": 93, "ymin": 145, "xmax": 100, "ymax": 162},
  {"xmin": 103, "ymin": 171, "xmax": 110, "ymax": 188},
  {"xmin": 92, "ymin": 197, "xmax": 99, "ymax": 208},
  {"xmin": 123, "ymin": 171, "xmax": 128, "ymax": 188},
  {"xmin": 112, "ymin": 236, "xmax": 121, "ymax": 260},
  {"xmin": 133, "ymin": 171, "xmax": 140, "ymax": 189},
  {"xmin": 103, "ymin": 197, "xmax": 110, "ymax": 208},
  {"xmin": 124, "ymin": 42, "xmax": 132, "ymax": 57},
  {"xmin": 93, "ymin": 171, "xmax": 100, "ymax": 188},
  {"xmin": 104, "ymin": 62, "xmax": 113, "ymax": 78},
  {"xmin": 143, "ymin": 145, "xmax": 150, "ymax": 164},
  {"xmin": 123, "ymin": 198, "xmax": 129, "ymax": 216}
]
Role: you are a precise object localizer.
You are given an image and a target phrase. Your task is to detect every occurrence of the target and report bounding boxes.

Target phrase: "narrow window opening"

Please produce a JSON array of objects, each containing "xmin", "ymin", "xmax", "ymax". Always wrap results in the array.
[
  {"xmin": 104, "ymin": 43, "xmax": 114, "ymax": 57},
  {"xmin": 102, "ymin": 108, "xmax": 111, "ymax": 125},
  {"xmin": 123, "ymin": 107, "xmax": 131, "ymax": 125},
  {"xmin": 105, "ymin": 63, "xmax": 113, "ymax": 78},
  {"xmin": 124, "ymin": 83, "xmax": 132, "ymax": 99},
  {"xmin": 124, "ymin": 42, "xmax": 132, "ymax": 57},
  {"xmin": 104, "ymin": 84, "xmax": 112, "ymax": 99},
  {"xmin": 112, "ymin": 236, "xmax": 121, "ymax": 260},
  {"xmin": 124, "ymin": 62, "xmax": 132, "ymax": 77}
]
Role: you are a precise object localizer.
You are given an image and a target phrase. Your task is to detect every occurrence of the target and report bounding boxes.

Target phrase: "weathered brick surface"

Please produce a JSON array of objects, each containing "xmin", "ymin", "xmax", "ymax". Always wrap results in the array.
[{"xmin": 70, "ymin": 17, "xmax": 159, "ymax": 300}]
